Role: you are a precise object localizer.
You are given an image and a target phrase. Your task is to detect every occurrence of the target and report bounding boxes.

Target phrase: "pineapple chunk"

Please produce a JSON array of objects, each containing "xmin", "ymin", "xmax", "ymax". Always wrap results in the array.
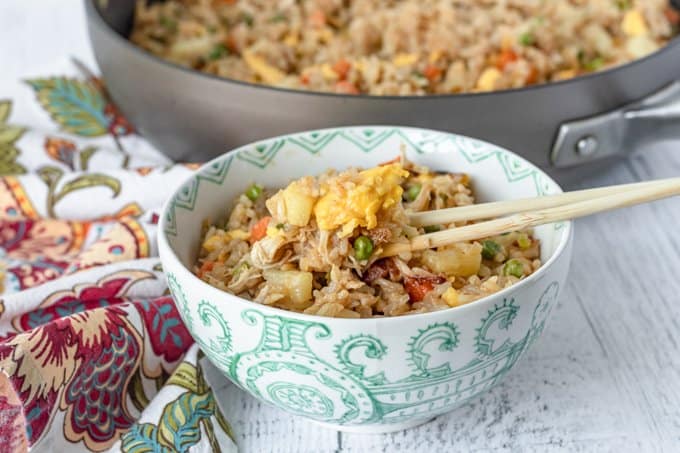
[
  {"xmin": 282, "ymin": 180, "xmax": 317, "ymax": 226},
  {"xmin": 422, "ymin": 243, "xmax": 482, "ymax": 277},
  {"xmin": 263, "ymin": 270, "xmax": 314, "ymax": 307}
]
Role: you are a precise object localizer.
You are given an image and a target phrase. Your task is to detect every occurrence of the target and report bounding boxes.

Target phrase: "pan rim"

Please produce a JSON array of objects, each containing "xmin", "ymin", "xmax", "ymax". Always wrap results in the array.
[{"xmin": 87, "ymin": 0, "xmax": 680, "ymax": 101}]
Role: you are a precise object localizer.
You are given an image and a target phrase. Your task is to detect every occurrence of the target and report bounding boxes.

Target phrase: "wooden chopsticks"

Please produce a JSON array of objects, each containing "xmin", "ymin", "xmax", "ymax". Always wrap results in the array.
[{"xmin": 381, "ymin": 177, "xmax": 680, "ymax": 257}]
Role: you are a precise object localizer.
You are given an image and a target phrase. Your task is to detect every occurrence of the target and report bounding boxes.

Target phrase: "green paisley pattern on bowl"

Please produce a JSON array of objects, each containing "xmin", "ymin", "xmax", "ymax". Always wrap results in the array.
[{"xmin": 168, "ymin": 272, "xmax": 560, "ymax": 425}]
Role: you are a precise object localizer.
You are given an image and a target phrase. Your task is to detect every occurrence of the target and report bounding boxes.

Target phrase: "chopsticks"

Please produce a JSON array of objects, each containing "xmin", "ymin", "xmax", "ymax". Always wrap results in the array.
[{"xmin": 381, "ymin": 177, "xmax": 680, "ymax": 257}]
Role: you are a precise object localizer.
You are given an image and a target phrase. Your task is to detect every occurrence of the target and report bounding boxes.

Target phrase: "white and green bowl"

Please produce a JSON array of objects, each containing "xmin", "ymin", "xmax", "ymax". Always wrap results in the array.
[{"xmin": 158, "ymin": 126, "xmax": 573, "ymax": 433}]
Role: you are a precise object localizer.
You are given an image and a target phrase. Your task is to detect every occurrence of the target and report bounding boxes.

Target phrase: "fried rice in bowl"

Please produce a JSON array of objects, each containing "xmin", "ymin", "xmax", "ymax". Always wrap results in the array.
[{"xmin": 158, "ymin": 126, "xmax": 573, "ymax": 433}]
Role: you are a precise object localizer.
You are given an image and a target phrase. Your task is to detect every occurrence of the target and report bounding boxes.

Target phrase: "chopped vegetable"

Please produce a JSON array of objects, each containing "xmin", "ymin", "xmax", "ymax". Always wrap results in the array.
[
  {"xmin": 404, "ymin": 275, "xmax": 446, "ymax": 302},
  {"xmin": 208, "ymin": 43, "xmax": 228, "ymax": 61},
  {"xmin": 245, "ymin": 183, "xmax": 263, "ymax": 201},
  {"xmin": 250, "ymin": 216, "xmax": 271, "ymax": 242},
  {"xmin": 269, "ymin": 12, "xmax": 287, "ymax": 23},
  {"xmin": 404, "ymin": 183, "xmax": 422, "ymax": 202},
  {"xmin": 423, "ymin": 64, "xmax": 443, "ymax": 83},
  {"xmin": 517, "ymin": 233, "xmax": 532, "ymax": 249},
  {"xmin": 263, "ymin": 270, "xmax": 313, "ymax": 307},
  {"xmin": 332, "ymin": 59, "xmax": 352, "ymax": 80},
  {"xmin": 241, "ymin": 12, "xmax": 254, "ymax": 27},
  {"xmin": 503, "ymin": 259, "xmax": 524, "ymax": 278},
  {"xmin": 481, "ymin": 240, "xmax": 501, "ymax": 260},
  {"xmin": 422, "ymin": 243, "xmax": 482, "ymax": 277},
  {"xmin": 519, "ymin": 32, "xmax": 535, "ymax": 46},
  {"xmin": 424, "ymin": 225, "xmax": 441, "ymax": 233},
  {"xmin": 353, "ymin": 235, "xmax": 374, "ymax": 261},
  {"xmin": 198, "ymin": 260, "xmax": 214, "ymax": 278},
  {"xmin": 496, "ymin": 49, "xmax": 518, "ymax": 70},
  {"xmin": 159, "ymin": 16, "xmax": 177, "ymax": 31},
  {"xmin": 583, "ymin": 56, "xmax": 604, "ymax": 71}
]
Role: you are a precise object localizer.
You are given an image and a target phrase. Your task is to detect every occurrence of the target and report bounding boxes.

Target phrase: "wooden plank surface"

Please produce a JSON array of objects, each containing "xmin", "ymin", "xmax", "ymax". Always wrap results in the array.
[{"xmin": 210, "ymin": 145, "xmax": 680, "ymax": 453}]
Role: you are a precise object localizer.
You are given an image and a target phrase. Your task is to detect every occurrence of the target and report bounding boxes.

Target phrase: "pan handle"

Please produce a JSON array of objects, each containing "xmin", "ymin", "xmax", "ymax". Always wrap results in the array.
[{"xmin": 551, "ymin": 81, "xmax": 680, "ymax": 167}]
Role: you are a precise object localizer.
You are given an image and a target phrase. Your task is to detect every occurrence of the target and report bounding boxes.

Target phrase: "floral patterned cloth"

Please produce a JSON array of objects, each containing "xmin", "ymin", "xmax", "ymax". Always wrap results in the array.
[{"xmin": 0, "ymin": 61, "xmax": 237, "ymax": 452}]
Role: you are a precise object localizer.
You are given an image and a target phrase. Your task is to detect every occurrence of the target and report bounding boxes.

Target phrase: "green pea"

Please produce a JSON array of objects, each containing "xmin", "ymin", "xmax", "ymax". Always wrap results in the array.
[
  {"xmin": 404, "ymin": 184, "xmax": 422, "ymax": 202},
  {"xmin": 208, "ymin": 43, "xmax": 228, "ymax": 61},
  {"xmin": 583, "ymin": 56, "xmax": 604, "ymax": 72},
  {"xmin": 519, "ymin": 32, "xmax": 535, "ymax": 46},
  {"xmin": 424, "ymin": 225, "xmax": 441, "ymax": 234},
  {"xmin": 241, "ymin": 13, "xmax": 254, "ymax": 27},
  {"xmin": 245, "ymin": 184, "xmax": 263, "ymax": 201},
  {"xmin": 503, "ymin": 259, "xmax": 524, "ymax": 278},
  {"xmin": 159, "ymin": 16, "xmax": 177, "ymax": 31},
  {"xmin": 481, "ymin": 240, "xmax": 501, "ymax": 260},
  {"xmin": 276, "ymin": 223, "xmax": 285, "ymax": 230},
  {"xmin": 517, "ymin": 233, "xmax": 532, "ymax": 249},
  {"xmin": 354, "ymin": 235, "xmax": 374, "ymax": 261},
  {"xmin": 269, "ymin": 12, "xmax": 287, "ymax": 23}
]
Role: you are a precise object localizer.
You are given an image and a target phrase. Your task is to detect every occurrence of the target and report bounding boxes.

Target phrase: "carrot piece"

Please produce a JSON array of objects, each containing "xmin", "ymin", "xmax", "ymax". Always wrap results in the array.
[
  {"xmin": 496, "ymin": 49, "xmax": 518, "ymax": 70},
  {"xmin": 665, "ymin": 8, "xmax": 680, "ymax": 25},
  {"xmin": 198, "ymin": 261, "xmax": 215, "ymax": 278},
  {"xmin": 332, "ymin": 59, "xmax": 352, "ymax": 80},
  {"xmin": 335, "ymin": 80, "xmax": 359, "ymax": 94},
  {"xmin": 310, "ymin": 10, "xmax": 326, "ymax": 28},
  {"xmin": 404, "ymin": 275, "xmax": 446, "ymax": 302},
  {"xmin": 525, "ymin": 65, "xmax": 539, "ymax": 85},
  {"xmin": 300, "ymin": 73, "xmax": 311, "ymax": 85},
  {"xmin": 423, "ymin": 64, "xmax": 443, "ymax": 83},
  {"xmin": 250, "ymin": 216, "xmax": 271, "ymax": 242}
]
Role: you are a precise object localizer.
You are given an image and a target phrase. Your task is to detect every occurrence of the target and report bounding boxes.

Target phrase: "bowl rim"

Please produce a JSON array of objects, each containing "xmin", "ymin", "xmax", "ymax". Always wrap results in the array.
[
  {"xmin": 87, "ymin": 0, "xmax": 680, "ymax": 101},
  {"xmin": 158, "ymin": 125, "xmax": 573, "ymax": 324}
]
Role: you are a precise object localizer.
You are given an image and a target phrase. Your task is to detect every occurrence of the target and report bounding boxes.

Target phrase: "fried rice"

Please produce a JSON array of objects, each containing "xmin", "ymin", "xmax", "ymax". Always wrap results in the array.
[
  {"xmin": 131, "ymin": 0, "xmax": 678, "ymax": 95},
  {"xmin": 194, "ymin": 158, "xmax": 542, "ymax": 318}
]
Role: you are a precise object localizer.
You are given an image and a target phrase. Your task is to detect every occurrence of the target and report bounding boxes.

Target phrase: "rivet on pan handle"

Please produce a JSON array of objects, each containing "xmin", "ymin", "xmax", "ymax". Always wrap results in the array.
[{"xmin": 551, "ymin": 81, "xmax": 680, "ymax": 168}]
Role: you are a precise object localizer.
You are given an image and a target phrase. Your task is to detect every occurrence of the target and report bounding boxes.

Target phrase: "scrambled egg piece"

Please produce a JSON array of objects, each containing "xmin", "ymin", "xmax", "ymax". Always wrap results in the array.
[
  {"xmin": 622, "ymin": 10, "xmax": 648, "ymax": 37},
  {"xmin": 314, "ymin": 163, "xmax": 408, "ymax": 236},
  {"xmin": 266, "ymin": 163, "xmax": 408, "ymax": 237}
]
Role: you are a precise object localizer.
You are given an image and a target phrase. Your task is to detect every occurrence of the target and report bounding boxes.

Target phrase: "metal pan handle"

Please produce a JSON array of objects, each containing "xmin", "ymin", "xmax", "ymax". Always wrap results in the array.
[{"xmin": 551, "ymin": 81, "xmax": 680, "ymax": 167}]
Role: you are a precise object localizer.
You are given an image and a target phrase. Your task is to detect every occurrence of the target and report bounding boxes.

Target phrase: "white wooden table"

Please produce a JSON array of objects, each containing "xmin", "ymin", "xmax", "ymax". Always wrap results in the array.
[
  {"xmin": 14, "ymin": 2, "xmax": 680, "ymax": 451},
  {"xmin": 205, "ymin": 142, "xmax": 680, "ymax": 453}
]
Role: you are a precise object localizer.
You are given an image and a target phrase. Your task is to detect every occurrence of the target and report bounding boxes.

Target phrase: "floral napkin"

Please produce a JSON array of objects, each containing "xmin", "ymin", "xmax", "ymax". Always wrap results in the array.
[{"xmin": 0, "ymin": 60, "xmax": 237, "ymax": 452}]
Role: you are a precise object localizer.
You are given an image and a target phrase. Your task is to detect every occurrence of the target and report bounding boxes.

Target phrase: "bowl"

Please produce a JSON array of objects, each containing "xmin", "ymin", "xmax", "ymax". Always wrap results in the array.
[{"xmin": 158, "ymin": 126, "xmax": 573, "ymax": 433}]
